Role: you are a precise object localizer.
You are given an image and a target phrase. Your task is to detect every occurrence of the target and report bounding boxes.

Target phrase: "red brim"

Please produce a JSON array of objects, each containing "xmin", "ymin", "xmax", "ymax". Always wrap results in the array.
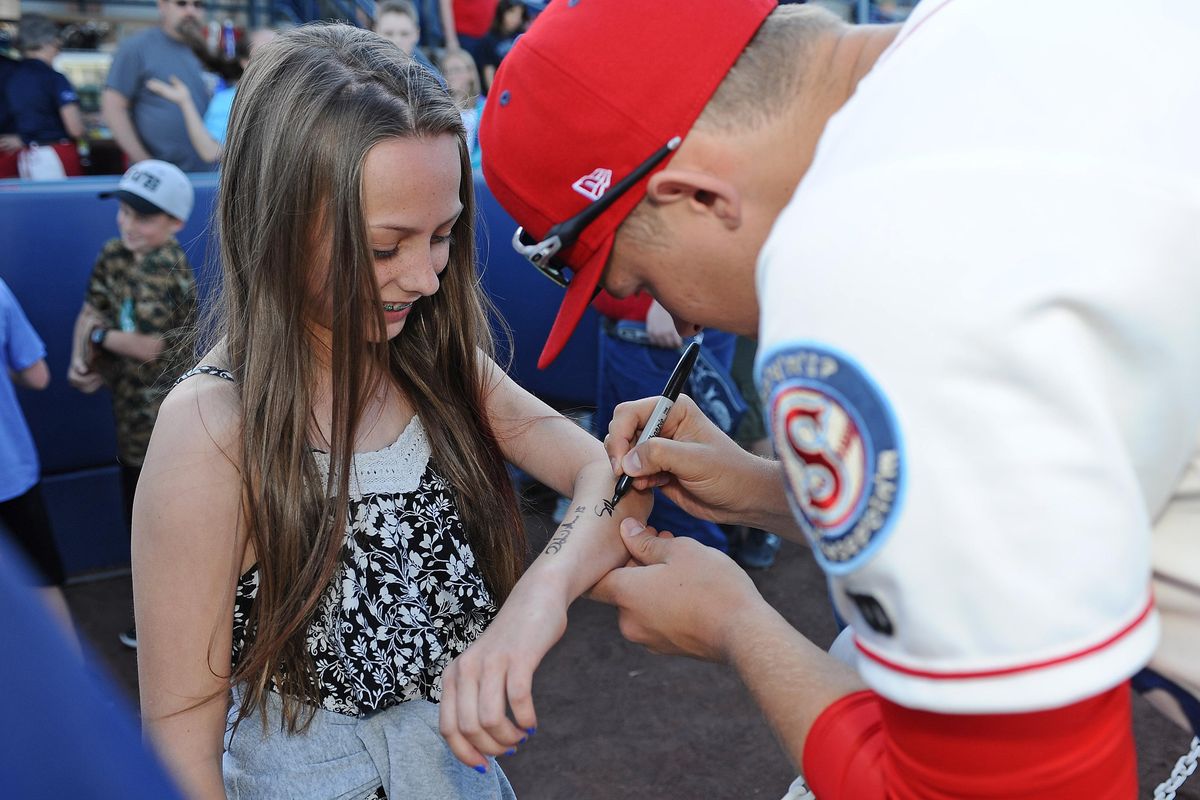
[{"xmin": 536, "ymin": 235, "xmax": 615, "ymax": 369}]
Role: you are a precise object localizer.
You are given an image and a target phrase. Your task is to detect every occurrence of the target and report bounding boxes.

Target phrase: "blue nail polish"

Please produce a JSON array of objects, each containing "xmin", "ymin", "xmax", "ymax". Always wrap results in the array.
[
  {"xmin": 519, "ymin": 736, "xmax": 528, "ymax": 744},
  {"xmin": 474, "ymin": 765, "xmax": 487, "ymax": 774},
  {"xmin": 526, "ymin": 727, "xmax": 537, "ymax": 736},
  {"xmin": 504, "ymin": 748, "xmax": 516, "ymax": 756}
]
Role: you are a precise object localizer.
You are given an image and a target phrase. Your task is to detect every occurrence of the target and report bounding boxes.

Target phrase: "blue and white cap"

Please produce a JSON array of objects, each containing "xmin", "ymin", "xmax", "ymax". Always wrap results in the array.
[{"xmin": 99, "ymin": 159, "xmax": 194, "ymax": 222}]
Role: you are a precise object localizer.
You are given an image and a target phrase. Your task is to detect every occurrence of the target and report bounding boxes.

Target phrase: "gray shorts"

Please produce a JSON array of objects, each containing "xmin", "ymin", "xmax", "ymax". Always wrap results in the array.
[{"xmin": 224, "ymin": 689, "xmax": 516, "ymax": 800}]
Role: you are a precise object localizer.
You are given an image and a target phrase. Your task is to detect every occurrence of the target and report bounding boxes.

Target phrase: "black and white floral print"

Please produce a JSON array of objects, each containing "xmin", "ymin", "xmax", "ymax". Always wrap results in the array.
[{"xmin": 231, "ymin": 417, "xmax": 498, "ymax": 715}]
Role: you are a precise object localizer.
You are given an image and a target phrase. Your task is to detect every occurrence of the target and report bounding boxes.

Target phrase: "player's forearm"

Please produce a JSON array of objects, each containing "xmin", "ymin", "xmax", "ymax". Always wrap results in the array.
[
  {"xmin": 725, "ymin": 603, "xmax": 866, "ymax": 769},
  {"xmin": 734, "ymin": 455, "xmax": 806, "ymax": 541},
  {"xmin": 101, "ymin": 90, "xmax": 151, "ymax": 162},
  {"xmin": 522, "ymin": 460, "xmax": 648, "ymax": 605}
]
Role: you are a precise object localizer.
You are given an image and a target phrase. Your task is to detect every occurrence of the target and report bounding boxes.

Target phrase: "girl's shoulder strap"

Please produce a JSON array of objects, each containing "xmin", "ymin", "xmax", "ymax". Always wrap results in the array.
[{"xmin": 174, "ymin": 364, "xmax": 236, "ymax": 386}]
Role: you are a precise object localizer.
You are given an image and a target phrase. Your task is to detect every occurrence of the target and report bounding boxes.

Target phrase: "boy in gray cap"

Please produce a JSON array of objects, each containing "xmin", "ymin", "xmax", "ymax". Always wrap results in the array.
[{"xmin": 68, "ymin": 160, "xmax": 198, "ymax": 649}]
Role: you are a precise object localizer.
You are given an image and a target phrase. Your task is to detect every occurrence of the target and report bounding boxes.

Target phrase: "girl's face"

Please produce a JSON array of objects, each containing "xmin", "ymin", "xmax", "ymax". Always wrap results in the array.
[
  {"xmin": 361, "ymin": 134, "xmax": 462, "ymax": 341},
  {"xmin": 376, "ymin": 12, "xmax": 419, "ymax": 55}
]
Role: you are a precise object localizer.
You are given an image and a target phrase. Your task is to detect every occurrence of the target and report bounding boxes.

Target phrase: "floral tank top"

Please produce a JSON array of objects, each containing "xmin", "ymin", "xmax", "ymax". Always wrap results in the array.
[{"xmin": 178, "ymin": 365, "xmax": 499, "ymax": 716}]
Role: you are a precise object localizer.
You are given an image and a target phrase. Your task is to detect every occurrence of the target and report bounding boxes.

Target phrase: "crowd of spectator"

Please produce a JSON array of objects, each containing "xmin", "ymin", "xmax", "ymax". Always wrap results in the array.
[{"xmin": 0, "ymin": 0, "xmax": 539, "ymax": 180}]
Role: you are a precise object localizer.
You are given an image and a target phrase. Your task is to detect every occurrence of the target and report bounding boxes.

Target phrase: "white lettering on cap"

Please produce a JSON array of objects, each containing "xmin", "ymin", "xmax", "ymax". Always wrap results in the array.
[{"xmin": 572, "ymin": 168, "xmax": 612, "ymax": 202}]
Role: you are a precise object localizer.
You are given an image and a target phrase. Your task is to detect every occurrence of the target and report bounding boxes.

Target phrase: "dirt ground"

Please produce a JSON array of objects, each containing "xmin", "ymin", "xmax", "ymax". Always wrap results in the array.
[{"xmin": 67, "ymin": 484, "xmax": 1199, "ymax": 799}]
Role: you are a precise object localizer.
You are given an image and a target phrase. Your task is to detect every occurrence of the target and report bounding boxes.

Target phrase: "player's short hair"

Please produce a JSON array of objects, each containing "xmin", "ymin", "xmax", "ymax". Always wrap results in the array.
[
  {"xmin": 618, "ymin": 5, "xmax": 841, "ymax": 251},
  {"xmin": 375, "ymin": 0, "xmax": 419, "ymax": 25},
  {"xmin": 697, "ymin": 4, "xmax": 842, "ymax": 134}
]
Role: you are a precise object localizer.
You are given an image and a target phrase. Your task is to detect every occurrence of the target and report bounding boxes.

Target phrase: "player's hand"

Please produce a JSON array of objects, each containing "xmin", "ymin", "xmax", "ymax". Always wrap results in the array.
[
  {"xmin": 645, "ymin": 300, "xmax": 684, "ymax": 349},
  {"xmin": 438, "ymin": 580, "xmax": 567, "ymax": 771},
  {"xmin": 589, "ymin": 518, "xmax": 767, "ymax": 663},
  {"xmin": 605, "ymin": 393, "xmax": 760, "ymax": 525},
  {"xmin": 0, "ymin": 134, "xmax": 21, "ymax": 152}
]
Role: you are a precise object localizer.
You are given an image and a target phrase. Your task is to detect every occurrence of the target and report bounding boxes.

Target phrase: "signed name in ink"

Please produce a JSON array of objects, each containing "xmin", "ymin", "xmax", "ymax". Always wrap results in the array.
[
  {"xmin": 594, "ymin": 498, "xmax": 616, "ymax": 517},
  {"xmin": 545, "ymin": 505, "xmax": 587, "ymax": 554}
]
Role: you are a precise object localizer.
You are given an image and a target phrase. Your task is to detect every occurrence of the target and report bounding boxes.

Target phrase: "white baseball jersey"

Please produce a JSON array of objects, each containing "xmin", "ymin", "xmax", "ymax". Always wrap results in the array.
[{"xmin": 756, "ymin": 0, "xmax": 1200, "ymax": 713}]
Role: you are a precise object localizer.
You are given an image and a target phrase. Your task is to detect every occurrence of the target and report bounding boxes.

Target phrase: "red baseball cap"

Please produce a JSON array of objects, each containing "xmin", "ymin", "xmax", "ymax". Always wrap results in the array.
[{"xmin": 481, "ymin": 0, "xmax": 776, "ymax": 368}]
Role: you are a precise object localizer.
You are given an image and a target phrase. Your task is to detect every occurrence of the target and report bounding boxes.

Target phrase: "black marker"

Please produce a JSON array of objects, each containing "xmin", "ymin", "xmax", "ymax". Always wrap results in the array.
[{"xmin": 610, "ymin": 340, "xmax": 701, "ymax": 507}]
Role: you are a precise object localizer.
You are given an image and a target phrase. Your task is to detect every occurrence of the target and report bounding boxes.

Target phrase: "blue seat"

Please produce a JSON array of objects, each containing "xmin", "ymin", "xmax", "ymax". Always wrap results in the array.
[{"xmin": 0, "ymin": 174, "xmax": 596, "ymax": 576}]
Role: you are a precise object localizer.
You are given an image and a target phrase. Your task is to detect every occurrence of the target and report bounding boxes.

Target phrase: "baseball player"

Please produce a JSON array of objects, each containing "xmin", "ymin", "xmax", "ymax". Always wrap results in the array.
[{"xmin": 438, "ymin": 0, "xmax": 1200, "ymax": 796}]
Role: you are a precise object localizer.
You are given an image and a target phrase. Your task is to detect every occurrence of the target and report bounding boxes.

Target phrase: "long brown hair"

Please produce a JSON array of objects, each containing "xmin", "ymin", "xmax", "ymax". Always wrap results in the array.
[{"xmin": 212, "ymin": 23, "xmax": 524, "ymax": 731}]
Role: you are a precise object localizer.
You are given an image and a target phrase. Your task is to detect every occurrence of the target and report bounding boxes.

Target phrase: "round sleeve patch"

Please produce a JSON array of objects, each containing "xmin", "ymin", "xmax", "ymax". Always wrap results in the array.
[{"xmin": 756, "ymin": 343, "xmax": 905, "ymax": 575}]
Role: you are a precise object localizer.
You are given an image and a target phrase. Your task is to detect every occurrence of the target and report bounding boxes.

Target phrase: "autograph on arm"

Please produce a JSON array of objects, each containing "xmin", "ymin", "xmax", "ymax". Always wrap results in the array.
[
  {"xmin": 545, "ymin": 506, "xmax": 586, "ymax": 554},
  {"xmin": 543, "ymin": 495, "xmax": 621, "ymax": 556}
]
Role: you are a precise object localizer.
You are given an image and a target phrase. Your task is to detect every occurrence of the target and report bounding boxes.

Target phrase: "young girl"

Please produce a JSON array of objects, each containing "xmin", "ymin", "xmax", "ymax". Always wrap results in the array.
[{"xmin": 132, "ymin": 24, "xmax": 647, "ymax": 800}]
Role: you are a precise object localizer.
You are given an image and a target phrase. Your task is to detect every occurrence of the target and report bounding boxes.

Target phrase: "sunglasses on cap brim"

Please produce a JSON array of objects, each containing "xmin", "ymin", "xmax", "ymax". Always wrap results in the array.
[{"xmin": 511, "ymin": 136, "xmax": 681, "ymax": 295}]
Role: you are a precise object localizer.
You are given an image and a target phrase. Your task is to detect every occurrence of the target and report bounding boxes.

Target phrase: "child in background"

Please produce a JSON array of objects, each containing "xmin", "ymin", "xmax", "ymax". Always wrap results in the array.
[
  {"xmin": 437, "ymin": 47, "xmax": 484, "ymax": 172},
  {"xmin": 374, "ymin": 0, "xmax": 443, "ymax": 79},
  {"xmin": 67, "ymin": 159, "xmax": 197, "ymax": 650},
  {"xmin": 132, "ymin": 25, "xmax": 646, "ymax": 799}
]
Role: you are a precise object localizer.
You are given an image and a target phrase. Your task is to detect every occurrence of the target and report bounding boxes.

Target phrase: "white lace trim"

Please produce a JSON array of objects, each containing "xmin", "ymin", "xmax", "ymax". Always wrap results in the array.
[{"xmin": 313, "ymin": 417, "xmax": 432, "ymax": 498}]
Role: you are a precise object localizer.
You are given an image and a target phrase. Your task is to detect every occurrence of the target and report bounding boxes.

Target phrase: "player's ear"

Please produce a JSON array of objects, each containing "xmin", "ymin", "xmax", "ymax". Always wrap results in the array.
[{"xmin": 646, "ymin": 168, "xmax": 742, "ymax": 229}]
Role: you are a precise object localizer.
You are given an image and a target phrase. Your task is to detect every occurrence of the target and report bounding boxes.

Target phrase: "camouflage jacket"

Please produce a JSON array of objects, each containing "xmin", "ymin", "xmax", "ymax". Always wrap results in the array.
[{"xmin": 86, "ymin": 238, "xmax": 196, "ymax": 466}]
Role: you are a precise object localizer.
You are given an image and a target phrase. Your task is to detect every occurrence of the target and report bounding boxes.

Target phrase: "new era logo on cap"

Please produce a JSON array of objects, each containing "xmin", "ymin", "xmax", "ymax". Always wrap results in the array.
[{"xmin": 572, "ymin": 168, "xmax": 612, "ymax": 202}]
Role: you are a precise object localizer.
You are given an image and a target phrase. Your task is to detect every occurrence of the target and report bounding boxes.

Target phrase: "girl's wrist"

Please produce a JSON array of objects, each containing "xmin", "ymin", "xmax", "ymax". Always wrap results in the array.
[{"xmin": 508, "ymin": 563, "xmax": 574, "ymax": 609}]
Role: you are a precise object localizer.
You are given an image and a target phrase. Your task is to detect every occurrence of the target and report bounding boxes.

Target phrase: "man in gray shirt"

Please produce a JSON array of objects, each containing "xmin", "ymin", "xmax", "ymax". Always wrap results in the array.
[{"xmin": 102, "ymin": 0, "xmax": 215, "ymax": 172}]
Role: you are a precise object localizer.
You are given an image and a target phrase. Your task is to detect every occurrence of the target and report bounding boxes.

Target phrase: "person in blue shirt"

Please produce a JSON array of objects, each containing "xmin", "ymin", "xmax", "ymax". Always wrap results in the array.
[
  {"xmin": 5, "ymin": 14, "xmax": 85, "ymax": 178},
  {"xmin": 145, "ymin": 26, "xmax": 278, "ymax": 164},
  {"xmin": 0, "ymin": 277, "xmax": 75, "ymax": 639},
  {"xmin": 0, "ymin": 532, "xmax": 183, "ymax": 799}
]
